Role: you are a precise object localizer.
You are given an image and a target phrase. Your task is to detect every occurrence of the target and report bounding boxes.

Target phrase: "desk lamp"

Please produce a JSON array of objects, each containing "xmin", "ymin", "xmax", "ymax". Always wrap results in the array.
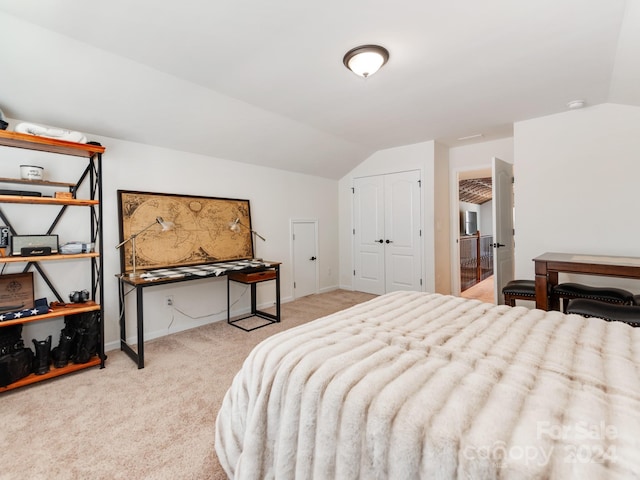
[
  {"xmin": 230, "ymin": 218, "xmax": 266, "ymax": 242},
  {"xmin": 230, "ymin": 218, "xmax": 265, "ymax": 258},
  {"xmin": 116, "ymin": 216, "xmax": 174, "ymax": 277}
]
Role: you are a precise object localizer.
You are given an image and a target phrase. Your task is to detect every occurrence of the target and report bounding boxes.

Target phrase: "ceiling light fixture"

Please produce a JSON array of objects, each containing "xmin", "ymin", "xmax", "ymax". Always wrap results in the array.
[{"xmin": 343, "ymin": 45, "xmax": 389, "ymax": 78}]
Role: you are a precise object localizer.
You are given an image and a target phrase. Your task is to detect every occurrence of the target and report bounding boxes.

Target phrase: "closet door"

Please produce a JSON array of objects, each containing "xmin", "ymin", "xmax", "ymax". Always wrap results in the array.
[
  {"xmin": 353, "ymin": 176, "xmax": 385, "ymax": 295},
  {"xmin": 353, "ymin": 170, "xmax": 422, "ymax": 295},
  {"xmin": 384, "ymin": 171, "xmax": 422, "ymax": 292}
]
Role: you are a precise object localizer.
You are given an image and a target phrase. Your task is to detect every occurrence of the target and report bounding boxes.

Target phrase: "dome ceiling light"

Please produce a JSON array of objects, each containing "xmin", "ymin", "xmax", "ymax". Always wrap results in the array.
[{"xmin": 343, "ymin": 45, "xmax": 390, "ymax": 78}]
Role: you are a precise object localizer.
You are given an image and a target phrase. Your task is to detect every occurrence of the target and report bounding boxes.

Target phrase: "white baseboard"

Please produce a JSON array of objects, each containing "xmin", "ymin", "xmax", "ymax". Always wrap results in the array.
[
  {"xmin": 318, "ymin": 285, "xmax": 339, "ymax": 294},
  {"xmin": 108, "ymin": 296, "xmax": 295, "ymax": 351}
]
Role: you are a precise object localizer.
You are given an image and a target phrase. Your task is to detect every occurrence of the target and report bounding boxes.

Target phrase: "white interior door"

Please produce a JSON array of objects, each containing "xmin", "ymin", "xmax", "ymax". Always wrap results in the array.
[
  {"xmin": 492, "ymin": 157, "xmax": 515, "ymax": 304},
  {"xmin": 353, "ymin": 171, "xmax": 422, "ymax": 295},
  {"xmin": 384, "ymin": 171, "xmax": 422, "ymax": 292},
  {"xmin": 353, "ymin": 176, "xmax": 385, "ymax": 295},
  {"xmin": 292, "ymin": 220, "xmax": 318, "ymax": 299}
]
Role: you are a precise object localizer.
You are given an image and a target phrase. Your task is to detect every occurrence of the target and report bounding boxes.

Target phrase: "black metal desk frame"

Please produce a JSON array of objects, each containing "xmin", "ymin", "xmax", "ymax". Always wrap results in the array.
[
  {"xmin": 118, "ymin": 262, "xmax": 280, "ymax": 368},
  {"xmin": 227, "ymin": 267, "xmax": 281, "ymax": 331}
]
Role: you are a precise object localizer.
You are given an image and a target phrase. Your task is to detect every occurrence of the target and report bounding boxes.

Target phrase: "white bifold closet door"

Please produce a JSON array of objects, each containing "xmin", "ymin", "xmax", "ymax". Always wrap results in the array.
[{"xmin": 353, "ymin": 170, "xmax": 422, "ymax": 295}]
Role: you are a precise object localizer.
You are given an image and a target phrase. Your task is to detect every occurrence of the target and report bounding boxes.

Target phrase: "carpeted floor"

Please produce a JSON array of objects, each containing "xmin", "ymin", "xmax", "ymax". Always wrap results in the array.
[{"xmin": 0, "ymin": 289, "xmax": 375, "ymax": 480}]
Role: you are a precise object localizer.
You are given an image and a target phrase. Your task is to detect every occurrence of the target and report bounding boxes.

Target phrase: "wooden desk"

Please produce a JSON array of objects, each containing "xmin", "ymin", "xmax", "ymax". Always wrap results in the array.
[
  {"xmin": 118, "ymin": 260, "xmax": 280, "ymax": 368},
  {"xmin": 533, "ymin": 252, "xmax": 640, "ymax": 310}
]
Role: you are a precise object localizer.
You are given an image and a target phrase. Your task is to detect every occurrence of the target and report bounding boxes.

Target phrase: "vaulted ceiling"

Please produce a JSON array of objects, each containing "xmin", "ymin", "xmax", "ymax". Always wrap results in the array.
[
  {"xmin": 0, "ymin": 1, "xmax": 638, "ymax": 179},
  {"xmin": 459, "ymin": 177, "xmax": 492, "ymax": 205}
]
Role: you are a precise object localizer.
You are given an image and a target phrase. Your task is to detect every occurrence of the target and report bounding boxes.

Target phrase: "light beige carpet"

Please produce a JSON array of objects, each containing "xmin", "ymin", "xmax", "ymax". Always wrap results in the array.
[{"xmin": 0, "ymin": 289, "xmax": 375, "ymax": 480}]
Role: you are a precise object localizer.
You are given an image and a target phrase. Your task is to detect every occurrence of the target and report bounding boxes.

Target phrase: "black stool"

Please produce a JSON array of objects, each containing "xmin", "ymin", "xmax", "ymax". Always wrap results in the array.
[
  {"xmin": 552, "ymin": 283, "xmax": 635, "ymax": 313},
  {"xmin": 566, "ymin": 298, "xmax": 640, "ymax": 327},
  {"xmin": 502, "ymin": 280, "xmax": 536, "ymax": 306}
]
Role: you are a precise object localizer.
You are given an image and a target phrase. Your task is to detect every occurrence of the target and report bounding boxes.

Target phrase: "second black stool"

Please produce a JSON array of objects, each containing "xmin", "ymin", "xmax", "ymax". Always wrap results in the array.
[
  {"xmin": 552, "ymin": 283, "xmax": 635, "ymax": 313},
  {"xmin": 566, "ymin": 298, "xmax": 640, "ymax": 327}
]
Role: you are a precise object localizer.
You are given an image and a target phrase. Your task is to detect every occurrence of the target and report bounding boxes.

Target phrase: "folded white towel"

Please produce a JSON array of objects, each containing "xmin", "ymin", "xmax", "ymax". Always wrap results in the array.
[{"xmin": 15, "ymin": 122, "xmax": 87, "ymax": 143}]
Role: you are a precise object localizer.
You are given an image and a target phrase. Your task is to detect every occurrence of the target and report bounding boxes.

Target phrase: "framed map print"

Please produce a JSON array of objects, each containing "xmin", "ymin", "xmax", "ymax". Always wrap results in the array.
[{"xmin": 117, "ymin": 190, "xmax": 254, "ymax": 273}]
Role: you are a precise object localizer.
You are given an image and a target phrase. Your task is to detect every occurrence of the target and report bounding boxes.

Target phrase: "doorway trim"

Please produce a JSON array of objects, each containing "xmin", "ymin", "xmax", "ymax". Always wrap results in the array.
[{"xmin": 449, "ymin": 165, "xmax": 492, "ymax": 296}]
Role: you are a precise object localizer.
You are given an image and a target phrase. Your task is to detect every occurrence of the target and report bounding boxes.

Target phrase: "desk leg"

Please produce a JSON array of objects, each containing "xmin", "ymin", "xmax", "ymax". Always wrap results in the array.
[
  {"xmin": 136, "ymin": 287, "xmax": 145, "ymax": 369},
  {"xmin": 535, "ymin": 275, "xmax": 548, "ymax": 310},
  {"xmin": 227, "ymin": 276, "xmax": 231, "ymax": 324},
  {"xmin": 535, "ymin": 259, "xmax": 551, "ymax": 311},
  {"xmin": 275, "ymin": 265, "xmax": 280, "ymax": 322},
  {"xmin": 534, "ymin": 266, "xmax": 559, "ymax": 311},
  {"xmin": 250, "ymin": 283, "xmax": 257, "ymax": 315},
  {"xmin": 119, "ymin": 282, "xmax": 145, "ymax": 368},
  {"xmin": 119, "ymin": 280, "xmax": 127, "ymax": 350},
  {"xmin": 547, "ymin": 271, "xmax": 559, "ymax": 311}
]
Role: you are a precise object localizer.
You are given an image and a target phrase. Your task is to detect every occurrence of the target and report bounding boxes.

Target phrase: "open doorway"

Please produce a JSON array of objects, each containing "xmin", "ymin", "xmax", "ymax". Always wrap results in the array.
[
  {"xmin": 458, "ymin": 173, "xmax": 495, "ymax": 302},
  {"xmin": 451, "ymin": 158, "xmax": 515, "ymax": 305}
]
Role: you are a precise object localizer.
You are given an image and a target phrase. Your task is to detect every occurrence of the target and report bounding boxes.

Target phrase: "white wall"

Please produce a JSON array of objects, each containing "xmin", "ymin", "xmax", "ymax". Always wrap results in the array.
[
  {"xmin": 338, "ymin": 140, "xmax": 448, "ymax": 294},
  {"xmin": 1, "ymin": 121, "xmax": 340, "ymax": 350},
  {"xmin": 479, "ymin": 201, "xmax": 493, "ymax": 235},
  {"xmin": 449, "ymin": 138, "xmax": 514, "ymax": 172},
  {"xmin": 433, "ymin": 142, "xmax": 451, "ymax": 293},
  {"xmin": 514, "ymin": 103, "xmax": 640, "ymax": 291}
]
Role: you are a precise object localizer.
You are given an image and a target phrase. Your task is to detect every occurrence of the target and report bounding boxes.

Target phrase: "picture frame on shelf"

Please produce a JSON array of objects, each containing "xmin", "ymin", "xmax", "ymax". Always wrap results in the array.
[{"xmin": 0, "ymin": 272, "xmax": 34, "ymax": 312}]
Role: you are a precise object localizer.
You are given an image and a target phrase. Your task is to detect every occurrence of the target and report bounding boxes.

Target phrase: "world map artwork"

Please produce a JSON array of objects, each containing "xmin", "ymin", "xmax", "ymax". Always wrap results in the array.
[{"xmin": 118, "ymin": 191, "xmax": 254, "ymax": 273}]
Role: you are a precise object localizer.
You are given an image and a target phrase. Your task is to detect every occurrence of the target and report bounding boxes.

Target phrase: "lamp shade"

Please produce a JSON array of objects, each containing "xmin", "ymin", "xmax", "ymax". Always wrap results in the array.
[
  {"xmin": 115, "ymin": 215, "xmax": 174, "ymax": 277},
  {"xmin": 343, "ymin": 45, "xmax": 389, "ymax": 78},
  {"xmin": 230, "ymin": 218, "xmax": 266, "ymax": 242}
]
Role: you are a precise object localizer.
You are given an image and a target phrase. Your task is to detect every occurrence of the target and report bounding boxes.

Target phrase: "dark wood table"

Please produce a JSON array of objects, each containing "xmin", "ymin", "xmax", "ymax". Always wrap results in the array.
[{"xmin": 533, "ymin": 252, "xmax": 640, "ymax": 310}]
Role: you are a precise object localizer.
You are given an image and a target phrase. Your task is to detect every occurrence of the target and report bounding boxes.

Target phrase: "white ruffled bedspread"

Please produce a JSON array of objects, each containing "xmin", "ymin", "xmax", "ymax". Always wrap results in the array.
[{"xmin": 215, "ymin": 291, "xmax": 640, "ymax": 479}]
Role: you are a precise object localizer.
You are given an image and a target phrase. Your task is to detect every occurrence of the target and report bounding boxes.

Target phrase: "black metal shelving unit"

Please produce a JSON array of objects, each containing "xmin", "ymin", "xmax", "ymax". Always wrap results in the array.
[{"xmin": 0, "ymin": 130, "xmax": 105, "ymax": 392}]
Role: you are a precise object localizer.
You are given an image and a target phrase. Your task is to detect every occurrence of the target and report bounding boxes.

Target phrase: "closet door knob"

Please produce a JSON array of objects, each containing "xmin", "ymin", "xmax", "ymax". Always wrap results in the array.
[
  {"xmin": 310, "ymin": 256, "xmax": 317, "ymax": 261},
  {"xmin": 385, "ymin": 239, "xmax": 393, "ymax": 244},
  {"xmin": 375, "ymin": 239, "xmax": 384, "ymax": 243}
]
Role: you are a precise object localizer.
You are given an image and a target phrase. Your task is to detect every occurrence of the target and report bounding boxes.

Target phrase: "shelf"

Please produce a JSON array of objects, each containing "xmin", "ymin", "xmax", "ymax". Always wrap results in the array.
[
  {"xmin": 0, "ymin": 356, "xmax": 102, "ymax": 392},
  {"xmin": 0, "ymin": 302, "xmax": 101, "ymax": 327},
  {"xmin": 0, "ymin": 195, "xmax": 97, "ymax": 206},
  {"xmin": 0, "ymin": 127, "xmax": 105, "ymax": 392},
  {"xmin": 0, "ymin": 130, "xmax": 104, "ymax": 158},
  {"xmin": 0, "ymin": 252, "xmax": 99, "ymax": 264},
  {"xmin": 0, "ymin": 176, "xmax": 76, "ymax": 189}
]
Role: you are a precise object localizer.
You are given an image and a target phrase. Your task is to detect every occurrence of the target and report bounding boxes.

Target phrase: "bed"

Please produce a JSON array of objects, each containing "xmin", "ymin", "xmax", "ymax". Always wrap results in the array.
[{"xmin": 215, "ymin": 291, "xmax": 640, "ymax": 479}]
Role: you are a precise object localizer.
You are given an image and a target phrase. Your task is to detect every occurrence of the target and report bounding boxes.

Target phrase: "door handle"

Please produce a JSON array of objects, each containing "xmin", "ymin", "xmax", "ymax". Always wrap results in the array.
[
  {"xmin": 310, "ymin": 256, "xmax": 317, "ymax": 261},
  {"xmin": 385, "ymin": 239, "xmax": 393, "ymax": 244},
  {"xmin": 375, "ymin": 239, "xmax": 384, "ymax": 243},
  {"xmin": 492, "ymin": 243, "xmax": 505, "ymax": 248}
]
